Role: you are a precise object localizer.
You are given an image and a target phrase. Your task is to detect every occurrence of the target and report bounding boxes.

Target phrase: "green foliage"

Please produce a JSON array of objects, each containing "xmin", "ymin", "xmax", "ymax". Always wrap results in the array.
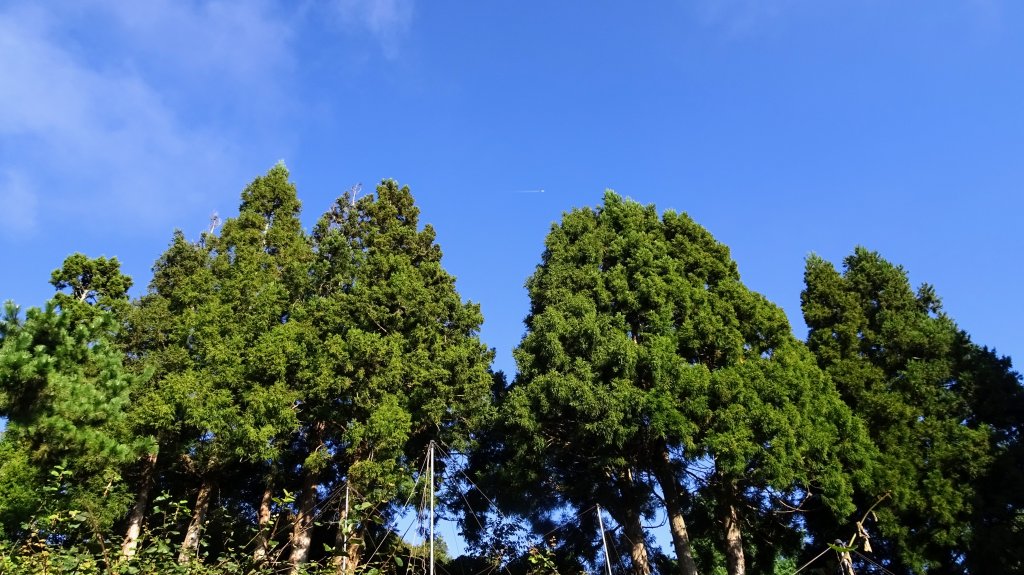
[
  {"xmin": 300, "ymin": 179, "xmax": 494, "ymax": 506},
  {"xmin": 526, "ymin": 544, "xmax": 560, "ymax": 575},
  {"xmin": 50, "ymin": 253, "xmax": 133, "ymax": 324},
  {"xmin": 0, "ymin": 298, "xmax": 142, "ymax": 535},
  {"xmin": 0, "ymin": 480, "xmax": 268, "ymax": 574},
  {"xmin": 802, "ymin": 247, "xmax": 1024, "ymax": 573},
  {"xmin": 3, "ymin": 167, "xmax": 1020, "ymax": 574},
  {"xmin": 115, "ymin": 170, "xmax": 491, "ymax": 569},
  {"xmin": 489, "ymin": 192, "xmax": 868, "ymax": 575}
]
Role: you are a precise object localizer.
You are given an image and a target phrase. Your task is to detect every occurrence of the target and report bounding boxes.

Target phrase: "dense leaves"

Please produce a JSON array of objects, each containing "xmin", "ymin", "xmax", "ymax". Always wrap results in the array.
[
  {"xmin": 0, "ymin": 175, "xmax": 1019, "ymax": 575},
  {"xmin": 0, "ymin": 300, "xmax": 141, "ymax": 536},
  {"xmin": 802, "ymin": 248, "xmax": 1024, "ymax": 574},
  {"xmin": 483, "ymin": 193, "xmax": 870, "ymax": 575}
]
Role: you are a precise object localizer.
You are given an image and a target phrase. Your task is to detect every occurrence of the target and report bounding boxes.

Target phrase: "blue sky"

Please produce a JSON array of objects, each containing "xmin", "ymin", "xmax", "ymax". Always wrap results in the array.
[{"xmin": 3, "ymin": 0, "xmax": 1022, "ymax": 379}]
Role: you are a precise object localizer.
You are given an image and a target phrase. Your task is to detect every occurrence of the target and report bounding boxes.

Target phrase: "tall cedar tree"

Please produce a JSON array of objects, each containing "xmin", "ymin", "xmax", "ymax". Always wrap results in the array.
[
  {"xmin": 119, "ymin": 229, "xmax": 216, "ymax": 559},
  {"xmin": 206, "ymin": 162, "xmax": 310, "ymax": 564},
  {"xmin": 802, "ymin": 247, "xmax": 1024, "ymax": 574},
  {"xmin": 501, "ymin": 193, "xmax": 868, "ymax": 575},
  {"xmin": 123, "ymin": 164, "xmax": 308, "ymax": 563},
  {"xmin": 282, "ymin": 180, "xmax": 493, "ymax": 573}
]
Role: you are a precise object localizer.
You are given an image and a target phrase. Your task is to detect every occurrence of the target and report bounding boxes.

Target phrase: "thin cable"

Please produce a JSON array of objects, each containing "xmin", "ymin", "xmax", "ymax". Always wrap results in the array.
[
  {"xmin": 434, "ymin": 441, "xmax": 503, "ymax": 512},
  {"xmin": 435, "ymin": 441, "xmax": 596, "ymax": 545},
  {"xmin": 852, "ymin": 550, "xmax": 897, "ymax": 575},
  {"xmin": 538, "ymin": 504, "xmax": 598, "ymax": 542},
  {"xmin": 435, "ymin": 440, "xmax": 623, "ymax": 573},
  {"xmin": 368, "ymin": 501, "xmax": 424, "ymax": 575},
  {"xmin": 790, "ymin": 546, "xmax": 831, "ymax": 575},
  {"xmin": 431, "ymin": 441, "xmax": 520, "ymax": 575},
  {"xmin": 361, "ymin": 454, "xmax": 430, "ymax": 570},
  {"xmin": 244, "ymin": 477, "xmax": 355, "ymax": 557}
]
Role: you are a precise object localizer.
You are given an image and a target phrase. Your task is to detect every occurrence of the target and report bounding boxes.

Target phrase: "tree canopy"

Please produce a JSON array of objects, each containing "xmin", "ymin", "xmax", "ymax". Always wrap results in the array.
[
  {"xmin": 0, "ymin": 173, "xmax": 1019, "ymax": 575},
  {"xmin": 482, "ymin": 192, "xmax": 871, "ymax": 575},
  {"xmin": 802, "ymin": 247, "xmax": 1024, "ymax": 574}
]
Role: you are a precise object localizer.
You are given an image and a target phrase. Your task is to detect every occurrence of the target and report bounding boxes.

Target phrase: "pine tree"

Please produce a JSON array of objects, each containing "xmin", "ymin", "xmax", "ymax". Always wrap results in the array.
[
  {"xmin": 49, "ymin": 253, "xmax": 133, "ymax": 324},
  {"xmin": 0, "ymin": 300, "xmax": 140, "ymax": 537},
  {"xmin": 0, "ymin": 254, "xmax": 141, "ymax": 541}
]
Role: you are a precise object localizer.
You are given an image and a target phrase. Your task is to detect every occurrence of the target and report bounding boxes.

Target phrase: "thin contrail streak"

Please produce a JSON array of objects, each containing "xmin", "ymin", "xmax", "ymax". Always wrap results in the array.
[{"xmin": 510, "ymin": 189, "xmax": 545, "ymax": 193}]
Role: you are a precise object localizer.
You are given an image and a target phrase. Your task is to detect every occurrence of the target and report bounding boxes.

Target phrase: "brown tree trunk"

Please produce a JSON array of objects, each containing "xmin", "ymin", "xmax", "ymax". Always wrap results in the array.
[
  {"xmin": 288, "ymin": 467, "xmax": 319, "ymax": 573},
  {"xmin": 121, "ymin": 451, "xmax": 158, "ymax": 559},
  {"xmin": 343, "ymin": 526, "xmax": 363, "ymax": 575},
  {"xmin": 652, "ymin": 449, "xmax": 700, "ymax": 575},
  {"xmin": 178, "ymin": 475, "xmax": 215, "ymax": 563},
  {"xmin": 253, "ymin": 481, "xmax": 275, "ymax": 563},
  {"xmin": 290, "ymin": 422, "xmax": 326, "ymax": 573},
  {"xmin": 331, "ymin": 484, "xmax": 358, "ymax": 575},
  {"xmin": 621, "ymin": 504, "xmax": 652, "ymax": 575},
  {"xmin": 608, "ymin": 470, "xmax": 653, "ymax": 575},
  {"xmin": 333, "ymin": 519, "xmax": 363, "ymax": 575},
  {"xmin": 722, "ymin": 502, "xmax": 745, "ymax": 575}
]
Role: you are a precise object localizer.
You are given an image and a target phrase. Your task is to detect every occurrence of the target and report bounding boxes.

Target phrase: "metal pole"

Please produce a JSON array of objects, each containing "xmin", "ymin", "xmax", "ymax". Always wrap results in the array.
[
  {"xmin": 342, "ymin": 483, "xmax": 350, "ymax": 575},
  {"xmin": 596, "ymin": 505, "xmax": 613, "ymax": 575},
  {"xmin": 429, "ymin": 442, "xmax": 435, "ymax": 575}
]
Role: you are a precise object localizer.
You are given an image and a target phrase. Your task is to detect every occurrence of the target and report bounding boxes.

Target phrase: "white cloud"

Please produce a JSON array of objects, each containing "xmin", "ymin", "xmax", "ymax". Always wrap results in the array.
[
  {"xmin": 334, "ymin": 0, "xmax": 415, "ymax": 58},
  {"xmin": 0, "ymin": 171, "xmax": 38, "ymax": 238},
  {"xmin": 0, "ymin": 2, "xmax": 296, "ymax": 236},
  {"xmin": 92, "ymin": 0, "xmax": 295, "ymax": 88}
]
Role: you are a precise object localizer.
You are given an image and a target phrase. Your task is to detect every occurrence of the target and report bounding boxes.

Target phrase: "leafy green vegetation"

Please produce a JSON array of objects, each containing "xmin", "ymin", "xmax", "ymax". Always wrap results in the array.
[{"xmin": 1, "ymin": 168, "xmax": 1020, "ymax": 575}]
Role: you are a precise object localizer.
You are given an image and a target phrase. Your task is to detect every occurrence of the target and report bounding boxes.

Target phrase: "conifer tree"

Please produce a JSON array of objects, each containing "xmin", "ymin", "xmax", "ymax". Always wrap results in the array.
[
  {"xmin": 0, "ymin": 254, "xmax": 140, "ymax": 539},
  {"xmin": 501, "ymin": 192, "xmax": 866, "ymax": 575},
  {"xmin": 0, "ymin": 300, "xmax": 140, "ymax": 536},
  {"xmin": 118, "ymin": 228, "xmax": 213, "ymax": 558},
  {"xmin": 802, "ymin": 248, "xmax": 1023, "ymax": 574},
  {"xmin": 123, "ymin": 164, "xmax": 309, "ymax": 563},
  {"xmin": 956, "ymin": 342, "xmax": 1024, "ymax": 574},
  {"xmin": 202, "ymin": 162, "xmax": 310, "ymax": 563},
  {"xmin": 50, "ymin": 253, "xmax": 133, "ymax": 323},
  {"xmin": 290, "ymin": 180, "xmax": 494, "ymax": 573}
]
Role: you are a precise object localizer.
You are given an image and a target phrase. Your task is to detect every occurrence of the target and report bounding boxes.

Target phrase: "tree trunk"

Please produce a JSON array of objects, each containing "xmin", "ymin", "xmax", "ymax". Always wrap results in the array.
[
  {"xmin": 608, "ymin": 470, "xmax": 652, "ymax": 575},
  {"xmin": 622, "ymin": 504, "xmax": 652, "ymax": 575},
  {"xmin": 253, "ymin": 481, "xmax": 274, "ymax": 563},
  {"xmin": 121, "ymin": 451, "xmax": 158, "ymax": 559},
  {"xmin": 343, "ymin": 525, "xmax": 363, "ymax": 575},
  {"xmin": 288, "ymin": 466, "xmax": 319, "ymax": 573},
  {"xmin": 333, "ymin": 519, "xmax": 363, "ymax": 575},
  {"xmin": 722, "ymin": 502, "xmax": 745, "ymax": 575},
  {"xmin": 651, "ymin": 446, "xmax": 699, "ymax": 575},
  {"xmin": 178, "ymin": 475, "xmax": 214, "ymax": 563},
  {"xmin": 331, "ymin": 486, "xmax": 357, "ymax": 575}
]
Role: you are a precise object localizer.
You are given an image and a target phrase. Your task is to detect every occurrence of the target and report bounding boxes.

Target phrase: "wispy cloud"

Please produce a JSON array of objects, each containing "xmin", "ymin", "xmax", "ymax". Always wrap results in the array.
[
  {"xmin": 94, "ymin": 0, "xmax": 295, "ymax": 89},
  {"xmin": 333, "ymin": 0, "xmax": 415, "ymax": 58},
  {"xmin": 0, "ymin": 1, "xmax": 296, "ymax": 237}
]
